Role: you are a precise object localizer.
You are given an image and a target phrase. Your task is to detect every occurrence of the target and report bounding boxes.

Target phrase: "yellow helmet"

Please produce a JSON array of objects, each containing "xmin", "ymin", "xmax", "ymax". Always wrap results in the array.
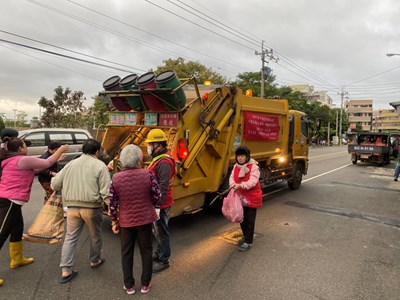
[{"xmin": 145, "ymin": 129, "xmax": 167, "ymax": 143}]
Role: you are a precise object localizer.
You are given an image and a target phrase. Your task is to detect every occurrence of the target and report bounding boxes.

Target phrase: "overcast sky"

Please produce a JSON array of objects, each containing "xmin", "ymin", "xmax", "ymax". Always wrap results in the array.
[{"xmin": 1, "ymin": 0, "xmax": 400, "ymax": 121}]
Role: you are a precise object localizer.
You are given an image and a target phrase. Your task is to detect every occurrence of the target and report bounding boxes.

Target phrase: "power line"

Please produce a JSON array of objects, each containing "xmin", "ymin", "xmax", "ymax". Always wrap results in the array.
[
  {"xmin": 0, "ymin": 43, "xmax": 102, "ymax": 81},
  {"xmin": 143, "ymin": 0, "xmax": 256, "ymax": 51},
  {"xmin": 186, "ymin": 0, "xmax": 262, "ymax": 42},
  {"xmin": 37, "ymin": 0, "xmax": 341, "ymax": 91},
  {"xmin": 28, "ymin": 0, "xmax": 191, "ymax": 61},
  {"xmin": 274, "ymin": 50, "xmax": 339, "ymax": 90},
  {"xmin": 65, "ymin": 0, "xmax": 249, "ymax": 72},
  {"xmin": 0, "ymin": 29, "xmax": 146, "ymax": 73},
  {"xmin": 30, "ymin": 0, "xmax": 246, "ymax": 74},
  {"xmin": 275, "ymin": 61, "xmax": 336, "ymax": 91},
  {"xmin": 344, "ymin": 65, "xmax": 400, "ymax": 86},
  {"xmin": 172, "ymin": 0, "xmax": 340, "ymax": 91},
  {"xmin": 166, "ymin": 0, "xmax": 260, "ymax": 47},
  {"xmin": 0, "ymin": 38, "xmax": 136, "ymax": 73}
]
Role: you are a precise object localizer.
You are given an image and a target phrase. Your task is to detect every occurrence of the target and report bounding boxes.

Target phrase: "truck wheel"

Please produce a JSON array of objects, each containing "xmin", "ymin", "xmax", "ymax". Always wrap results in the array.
[
  {"xmin": 288, "ymin": 164, "xmax": 302, "ymax": 190},
  {"xmin": 352, "ymin": 155, "xmax": 357, "ymax": 164}
]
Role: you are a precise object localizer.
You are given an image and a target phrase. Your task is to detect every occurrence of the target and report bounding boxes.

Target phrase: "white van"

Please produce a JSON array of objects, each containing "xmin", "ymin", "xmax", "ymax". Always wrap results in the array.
[{"xmin": 18, "ymin": 128, "xmax": 93, "ymax": 168}]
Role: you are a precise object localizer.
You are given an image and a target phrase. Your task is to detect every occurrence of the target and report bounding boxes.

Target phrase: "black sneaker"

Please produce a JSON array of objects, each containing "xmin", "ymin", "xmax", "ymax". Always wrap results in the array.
[
  {"xmin": 394, "ymin": 178, "xmax": 398, "ymax": 181},
  {"xmin": 152, "ymin": 261, "xmax": 169, "ymax": 273}
]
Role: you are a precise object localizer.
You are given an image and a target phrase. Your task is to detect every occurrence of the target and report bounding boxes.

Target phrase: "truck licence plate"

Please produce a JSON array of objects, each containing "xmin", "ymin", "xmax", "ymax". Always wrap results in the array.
[{"xmin": 360, "ymin": 154, "xmax": 369, "ymax": 159}]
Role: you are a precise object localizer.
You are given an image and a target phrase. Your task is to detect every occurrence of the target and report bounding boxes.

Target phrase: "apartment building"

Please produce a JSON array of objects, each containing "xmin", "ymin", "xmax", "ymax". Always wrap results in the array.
[
  {"xmin": 312, "ymin": 91, "xmax": 333, "ymax": 107},
  {"xmin": 372, "ymin": 108, "xmax": 400, "ymax": 132},
  {"xmin": 289, "ymin": 84, "xmax": 333, "ymax": 107},
  {"xmin": 346, "ymin": 99, "xmax": 373, "ymax": 132}
]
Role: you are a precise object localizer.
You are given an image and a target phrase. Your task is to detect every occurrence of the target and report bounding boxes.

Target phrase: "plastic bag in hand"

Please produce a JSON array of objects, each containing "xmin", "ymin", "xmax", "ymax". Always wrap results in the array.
[{"xmin": 222, "ymin": 189, "xmax": 244, "ymax": 223}]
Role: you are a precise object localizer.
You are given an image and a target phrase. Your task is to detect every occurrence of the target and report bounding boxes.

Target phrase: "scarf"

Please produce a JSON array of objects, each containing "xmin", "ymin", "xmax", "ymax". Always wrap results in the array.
[{"xmin": 236, "ymin": 158, "xmax": 258, "ymax": 178}]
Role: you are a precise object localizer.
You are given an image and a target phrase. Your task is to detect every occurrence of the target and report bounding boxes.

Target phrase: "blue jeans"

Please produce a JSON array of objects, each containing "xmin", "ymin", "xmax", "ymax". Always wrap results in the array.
[
  {"xmin": 60, "ymin": 207, "xmax": 103, "ymax": 273},
  {"xmin": 153, "ymin": 206, "xmax": 171, "ymax": 263},
  {"xmin": 394, "ymin": 161, "xmax": 400, "ymax": 179}
]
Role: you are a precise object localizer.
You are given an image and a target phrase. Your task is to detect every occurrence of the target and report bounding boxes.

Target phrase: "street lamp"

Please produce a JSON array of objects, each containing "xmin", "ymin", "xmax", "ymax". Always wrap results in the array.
[{"xmin": 386, "ymin": 53, "xmax": 400, "ymax": 57}]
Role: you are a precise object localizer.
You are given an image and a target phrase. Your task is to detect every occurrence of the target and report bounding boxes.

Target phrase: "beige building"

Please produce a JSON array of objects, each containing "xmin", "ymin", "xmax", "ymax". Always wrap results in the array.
[
  {"xmin": 346, "ymin": 99, "xmax": 373, "ymax": 132},
  {"xmin": 312, "ymin": 91, "xmax": 333, "ymax": 107},
  {"xmin": 289, "ymin": 84, "xmax": 333, "ymax": 107},
  {"xmin": 372, "ymin": 108, "xmax": 400, "ymax": 132}
]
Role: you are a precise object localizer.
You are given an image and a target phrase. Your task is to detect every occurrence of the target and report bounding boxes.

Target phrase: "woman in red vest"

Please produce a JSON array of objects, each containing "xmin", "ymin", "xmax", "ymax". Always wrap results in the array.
[{"xmin": 229, "ymin": 146, "xmax": 262, "ymax": 252}]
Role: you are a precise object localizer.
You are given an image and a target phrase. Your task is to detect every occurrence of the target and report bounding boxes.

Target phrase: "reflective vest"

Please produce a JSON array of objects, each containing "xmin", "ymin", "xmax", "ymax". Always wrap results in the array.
[{"xmin": 148, "ymin": 153, "xmax": 175, "ymax": 209}]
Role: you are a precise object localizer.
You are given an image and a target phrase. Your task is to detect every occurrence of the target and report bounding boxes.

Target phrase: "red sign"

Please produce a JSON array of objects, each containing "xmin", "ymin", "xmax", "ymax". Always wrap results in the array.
[
  {"xmin": 243, "ymin": 112, "xmax": 279, "ymax": 141},
  {"xmin": 159, "ymin": 113, "xmax": 179, "ymax": 127}
]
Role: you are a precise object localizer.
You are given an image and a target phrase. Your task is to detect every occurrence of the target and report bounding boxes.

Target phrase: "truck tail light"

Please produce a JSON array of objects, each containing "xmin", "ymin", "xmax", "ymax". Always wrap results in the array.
[
  {"xmin": 245, "ymin": 89, "xmax": 253, "ymax": 96},
  {"xmin": 178, "ymin": 138, "xmax": 189, "ymax": 161}
]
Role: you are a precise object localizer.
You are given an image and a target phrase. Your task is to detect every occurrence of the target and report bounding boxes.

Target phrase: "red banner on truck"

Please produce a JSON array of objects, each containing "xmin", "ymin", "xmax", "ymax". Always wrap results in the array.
[{"xmin": 244, "ymin": 112, "xmax": 279, "ymax": 141}]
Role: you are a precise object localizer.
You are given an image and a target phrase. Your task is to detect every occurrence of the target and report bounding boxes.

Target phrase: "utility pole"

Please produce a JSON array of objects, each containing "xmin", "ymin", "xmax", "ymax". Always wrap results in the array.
[
  {"xmin": 255, "ymin": 41, "xmax": 278, "ymax": 98},
  {"xmin": 13, "ymin": 109, "xmax": 17, "ymax": 128},
  {"xmin": 337, "ymin": 88, "xmax": 348, "ymax": 145},
  {"xmin": 327, "ymin": 120, "xmax": 330, "ymax": 146},
  {"xmin": 335, "ymin": 110, "xmax": 338, "ymax": 144}
]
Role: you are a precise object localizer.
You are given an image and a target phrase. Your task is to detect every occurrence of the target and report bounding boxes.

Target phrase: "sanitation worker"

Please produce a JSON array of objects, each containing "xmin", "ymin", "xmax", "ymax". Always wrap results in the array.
[{"xmin": 145, "ymin": 129, "xmax": 175, "ymax": 273}]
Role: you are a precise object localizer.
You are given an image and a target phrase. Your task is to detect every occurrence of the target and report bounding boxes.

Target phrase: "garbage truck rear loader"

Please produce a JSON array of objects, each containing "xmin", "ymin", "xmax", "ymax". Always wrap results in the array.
[{"xmin": 98, "ymin": 77, "xmax": 309, "ymax": 218}]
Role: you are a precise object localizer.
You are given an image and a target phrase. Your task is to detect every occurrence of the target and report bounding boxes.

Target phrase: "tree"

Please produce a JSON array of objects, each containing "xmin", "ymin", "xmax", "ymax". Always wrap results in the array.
[
  {"xmin": 16, "ymin": 111, "xmax": 27, "ymax": 127},
  {"xmin": 0, "ymin": 115, "xmax": 5, "ymax": 132},
  {"xmin": 233, "ymin": 71, "xmax": 276, "ymax": 97},
  {"xmin": 153, "ymin": 57, "xmax": 227, "ymax": 84},
  {"xmin": 354, "ymin": 122, "xmax": 363, "ymax": 134},
  {"xmin": 39, "ymin": 86, "xmax": 90, "ymax": 128},
  {"xmin": 90, "ymin": 96, "xmax": 110, "ymax": 128}
]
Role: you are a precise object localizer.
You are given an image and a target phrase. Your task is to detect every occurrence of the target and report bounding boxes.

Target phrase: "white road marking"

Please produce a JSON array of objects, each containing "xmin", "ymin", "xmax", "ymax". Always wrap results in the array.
[
  {"xmin": 263, "ymin": 164, "xmax": 352, "ymax": 197},
  {"xmin": 302, "ymin": 164, "xmax": 352, "ymax": 183}
]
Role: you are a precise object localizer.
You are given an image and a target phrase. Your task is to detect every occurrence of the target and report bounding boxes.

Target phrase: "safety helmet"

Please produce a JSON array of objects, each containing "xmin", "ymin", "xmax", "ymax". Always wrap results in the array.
[{"xmin": 145, "ymin": 129, "xmax": 167, "ymax": 143}]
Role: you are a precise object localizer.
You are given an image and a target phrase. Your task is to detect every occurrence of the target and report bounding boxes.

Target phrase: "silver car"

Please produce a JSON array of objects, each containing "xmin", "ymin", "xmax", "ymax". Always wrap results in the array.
[{"xmin": 18, "ymin": 128, "xmax": 93, "ymax": 168}]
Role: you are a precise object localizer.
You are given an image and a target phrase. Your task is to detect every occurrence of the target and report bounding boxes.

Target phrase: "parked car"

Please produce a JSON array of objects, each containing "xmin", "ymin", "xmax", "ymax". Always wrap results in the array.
[{"xmin": 18, "ymin": 128, "xmax": 93, "ymax": 168}]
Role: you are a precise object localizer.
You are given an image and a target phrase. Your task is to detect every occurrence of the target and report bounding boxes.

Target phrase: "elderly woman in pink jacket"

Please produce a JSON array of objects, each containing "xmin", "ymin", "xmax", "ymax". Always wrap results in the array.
[
  {"xmin": 0, "ymin": 137, "xmax": 67, "ymax": 285},
  {"xmin": 229, "ymin": 146, "xmax": 262, "ymax": 252}
]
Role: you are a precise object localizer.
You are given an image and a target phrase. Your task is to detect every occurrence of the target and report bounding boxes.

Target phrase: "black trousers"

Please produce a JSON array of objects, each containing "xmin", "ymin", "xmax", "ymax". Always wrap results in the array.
[
  {"xmin": 0, "ymin": 198, "xmax": 23, "ymax": 250},
  {"xmin": 120, "ymin": 223, "xmax": 153, "ymax": 288},
  {"xmin": 240, "ymin": 207, "xmax": 257, "ymax": 244}
]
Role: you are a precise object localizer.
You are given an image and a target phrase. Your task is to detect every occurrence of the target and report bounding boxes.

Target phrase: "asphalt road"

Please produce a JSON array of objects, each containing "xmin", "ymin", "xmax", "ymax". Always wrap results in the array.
[{"xmin": 1, "ymin": 145, "xmax": 400, "ymax": 300}]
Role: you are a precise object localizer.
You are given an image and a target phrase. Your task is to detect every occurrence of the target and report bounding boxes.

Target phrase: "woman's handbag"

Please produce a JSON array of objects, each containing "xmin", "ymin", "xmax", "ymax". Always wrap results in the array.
[
  {"xmin": 24, "ymin": 192, "xmax": 64, "ymax": 244},
  {"xmin": 222, "ymin": 189, "xmax": 244, "ymax": 223}
]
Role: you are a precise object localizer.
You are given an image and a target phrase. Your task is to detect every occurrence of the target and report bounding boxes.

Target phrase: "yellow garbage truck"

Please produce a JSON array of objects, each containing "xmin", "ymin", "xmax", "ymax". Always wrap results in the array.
[{"xmin": 98, "ymin": 75, "xmax": 310, "ymax": 218}]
